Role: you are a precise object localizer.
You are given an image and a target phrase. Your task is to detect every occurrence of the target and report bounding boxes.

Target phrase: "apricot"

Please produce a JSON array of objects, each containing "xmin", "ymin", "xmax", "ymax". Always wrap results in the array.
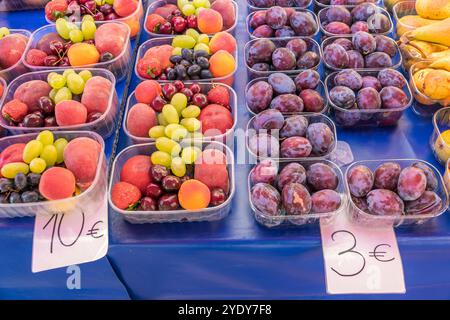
[
  {"xmin": 127, "ymin": 103, "xmax": 157, "ymax": 137},
  {"xmin": 63, "ymin": 137, "xmax": 101, "ymax": 189},
  {"xmin": 13, "ymin": 80, "xmax": 51, "ymax": 112},
  {"xmin": 144, "ymin": 45, "xmax": 174, "ymax": 70},
  {"xmin": 198, "ymin": 8, "xmax": 223, "ymax": 34},
  {"xmin": 81, "ymin": 76, "xmax": 113, "ymax": 114},
  {"xmin": 67, "ymin": 43, "xmax": 100, "ymax": 67},
  {"xmin": 211, "ymin": 0, "xmax": 236, "ymax": 29},
  {"xmin": 113, "ymin": 0, "xmax": 138, "ymax": 17},
  {"xmin": 111, "ymin": 181, "xmax": 141, "ymax": 210},
  {"xmin": 0, "ymin": 34, "xmax": 28, "ymax": 69},
  {"xmin": 39, "ymin": 167, "xmax": 76, "ymax": 200},
  {"xmin": 94, "ymin": 23, "xmax": 128, "ymax": 57},
  {"xmin": 194, "ymin": 149, "xmax": 229, "ymax": 193},
  {"xmin": 209, "ymin": 50, "xmax": 236, "ymax": 78},
  {"xmin": 55, "ymin": 100, "xmax": 88, "ymax": 126},
  {"xmin": 135, "ymin": 80, "xmax": 162, "ymax": 104},
  {"xmin": 178, "ymin": 179, "xmax": 211, "ymax": 210},
  {"xmin": 120, "ymin": 155, "xmax": 152, "ymax": 194},
  {"xmin": 209, "ymin": 32, "xmax": 236, "ymax": 54}
]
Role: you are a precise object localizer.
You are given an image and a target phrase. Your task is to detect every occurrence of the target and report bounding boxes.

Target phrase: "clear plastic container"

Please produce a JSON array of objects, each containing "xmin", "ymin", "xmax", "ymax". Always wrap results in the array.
[
  {"xmin": 409, "ymin": 61, "xmax": 449, "ymax": 117},
  {"xmin": 0, "ymin": 68, "xmax": 119, "ymax": 138},
  {"xmin": 246, "ymin": 112, "xmax": 337, "ymax": 161},
  {"xmin": 0, "ymin": 130, "xmax": 106, "ymax": 218},
  {"xmin": 244, "ymin": 37, "xmax": 321, "ymax": 79},
  {"xmin": 144, "ymin": 0, "xmax": 238, "ymax": 37},
  {"xmin": 248, "ymin": 159, "xmax": 346, "ymax": 228},
  {"xmin": 123, "ymin": 82, "xmax": 237, "ymax": 146},
  {"xmin": 109, "ymin": 141, "xmax": 235, "ymax": 224},
  {"xmin": 313, "ymin": 0, "xmax": 383, "ymax": 11},
  {"xmin": 345, "ymin": 159, "xmax": 449, "ymax": 227},
  {"xmin": 44, "ymin": 0, "xmax": 144, "ymax": 38},
  {"xmin": 321, "ymin": 35, "xmax": 403, "ymax": 72},
  {"xmin": 325, "ymin": 69, "xmax": 412, "ymax": 127},
  {"xmin": 0, "ymin": 0, "xmax": 48, "ymax": 11},
  {"xmin": 0, "ymin": 29, "xmax": 31, "ymax": 83},
  {"xmin": 246, "ymin": 9, "xmax": 319, "ymax": 40},
  {"xmin": 392, "ymin": 1, "xmax": 417, "ymax": 39},
  {"xmin": 444, "ymin": 158, "xmax": 450, "ymax": 192},
  {"xmin": 245, "ymin": 75, "xmax": 329, "ymax": 116},
  {"xmin": 246, "ymin": 0, "xmax": 312, "ymax": 11},
  {"xmin": 0, "ymin": 77, "xmax": 6, "ymax": 137},
  {"xmin": 23, "ymin": 21, "xmax": 131, "ymax": 82},
  {"xmin": 135, "ymin": 37, "xmax": 238, "ymax": 86},
  {"xmin": 431, "ymin": 107, "xmax": 450, "ymax": 166},
  {"xmin": 318, "ymin": 6, "xmax": 394, "ymax": 38}
]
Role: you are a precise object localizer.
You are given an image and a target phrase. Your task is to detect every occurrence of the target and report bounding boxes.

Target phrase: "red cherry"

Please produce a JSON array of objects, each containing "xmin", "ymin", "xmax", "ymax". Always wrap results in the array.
[
  {"xmin": 189, "ymin": 83, "xmax": 201, "ymax": 94},
  {"xmin": 173, "ymin": 80, "xmax": 184, "ymax": 92},
  {"xmin": 180, "ymin": 88, "xmax": 193, "ymax": 101},
  {"xmin": 192, "ymin": 93, "xmax": 208, "ymax": 108},
  {"xmin": 172, "ymin": 16, "xmax": 187, "ymax": 34},
  {"xmin": 162, "ymin": 83, "xmax": 177, "ymax": 100},
  {"xmin": 159, "ymin": 21, "xmax": 173, "ymax": 34},
  {"xmin": 210, "ymin": 188, "xmax": 226, "ymax": 206},
  {"xmin": 187, "ymin": 15, "xmax": 197, "ymax": 29},
  {"xmin": 150, "ymin": 96, "xmax": 167, "ymax": 112}
]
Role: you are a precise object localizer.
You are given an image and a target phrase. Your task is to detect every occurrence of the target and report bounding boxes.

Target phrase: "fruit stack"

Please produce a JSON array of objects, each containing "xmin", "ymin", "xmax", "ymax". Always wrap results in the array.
[
  {"xmin": 0, "ymin": 27, "xmax": 30, "ymax": 82},
  {"xmin": 247, "ymin": 0, "xmax": 311, "ymax": 9}
]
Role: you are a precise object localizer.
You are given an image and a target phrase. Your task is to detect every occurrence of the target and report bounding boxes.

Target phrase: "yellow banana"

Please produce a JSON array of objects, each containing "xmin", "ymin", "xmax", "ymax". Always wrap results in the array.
[
  {"xmin": 407, "ymin": 18, "xmax": 450, "ymax": 46},
  {"xmin": 430, "ymin": 56, "xmax": 450, "ymax": 72}
]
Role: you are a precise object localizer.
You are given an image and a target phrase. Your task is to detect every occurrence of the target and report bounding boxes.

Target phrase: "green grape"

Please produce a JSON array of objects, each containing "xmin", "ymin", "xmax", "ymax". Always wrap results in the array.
[
  {"xmin": 1, "ymin": 162, "xmax": 29, "ymax": 179},
  {"xmin": 55, "ymin": 18, "xmax": 71, "ymax": 40},
  {"xmin": 40, "ymin": 145, "xmax": 57, "ymax": 167},
  {"xmin": 181, "ymin": 146, "xmax": 201, "ymax": 164},
  {"xmin": 171, "ymin": 157, "xmax": 186, "ymax": 178},
  {"xmin": 47, "ymin": 72, "xmax": 58, "ymax": 83},
  {"xmin": 62, "ymin": 69, "xmax": 76, "ymax": 80},
  {"xmin": 36, "ymin": 130, "xmax": 54, "ymax": 146},
  {"xmin": 180, "ymin": 118, "xmax": 201, "ymax": 132},
  {"xmin": 151, "ymin": 151, "xmax": 172, "ymax": 168},
  {"xmin": 67, "ymin": 73, "xmax": 85, "ymax": 95},
  {"xmin": 156, "ymin": 137, "xmax": 181, "ymax": 156},
  {"xmin": 157, "ymin": 113, "xmax": 168, "ymax": 126},
  {"xmin": 197, "ymin": 34, "xmax": 209, "ymax": 45},
  {"xmin": 81, "ymin": 20, "xmax": 96, "ymax": 41},
  {"xmin": 172, "ymin": 35, "xmax": 196, "ymax": 49},
  {"xmin": 170, "ymin": 126, "xmax": 188, "ymax": 141},
  {"xmin": 194, "ymin": 43, "xmax": 210, "ymax": 54},
  {"xmin": 105, "ymin": 0, "xmax": 114, "ymax": 4},
  {"xmin": 181, "ymin": 105, "xmax": 201, "ymax": 118},
  {"xmin": 94, "ymin": 0, "xmax": 104, "ymax": 5},
  {"xmin": 185, "ymin": 28, "xmax": 199, "ymax": 41},
  {"xmin": 49, "ymin": 74, "xmax": 66, "ymax": 90},
  {"xmin": 49, "ymin": 88, "xmax": 58, "ymax": 102},
  {"xmin": 0, "ymin": 27, "xmax": 10, "ymax": 39},
  {"xmin": 54, "ymin": 87, "xmax": 72, "ymax": 104},
  {"xmin": 23, "ymin": 140, "xmax": 43, "ymax": 164},
  {"xmin": 82, "ymin": 15, "xmax": 95, "ymax": 22},
  {"xmin": 170, "ymin": 93, "xmax": 188, "ymax": 114},
  {"xmin": 172, "ymin": 47, "xmax": 182, "ymax": 56},
  {"xmin": 78, "ymin": 70, "xmax": 93, "ymax": 83},
  {"xmin": 164, "ymin": 124, "xmax": 185, "ymax": 141},
  {"xmin": 69, "ymin": 29, "xmax": 84, "ymax": 43},
  {"xmin": 193, "ymin": 0, "xmax": 210, "ymax": 8},
  {"xmin": 182, "ymin": 4, "xmax": 196, "ymax": 16},
  {"xmin": 162, "ymin": 104, "xmax": 179, "ymax": 124},
  {"xmin": 178, "ymin": 0, "xmax": 189, "ymax": 8},
  {"xmin": 149, "ymin": 125, "xmax": 166, "ymax": 139},
  {"xmin": 54, "ymin": 138, "xmax": 68, "ymax": 164},
  {"xmin": 29, "ymin": 158, "xmax": 46, "ymax": 174},
  {"xmin": 187, "ymin": 131, "xmax": 204, "ymax": 140}
]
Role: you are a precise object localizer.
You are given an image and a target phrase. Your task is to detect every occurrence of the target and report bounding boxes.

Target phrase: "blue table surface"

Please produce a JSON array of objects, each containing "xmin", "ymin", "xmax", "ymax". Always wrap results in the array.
[{"xmin": 2, "ymin": 1, "xmax": 450, "ymax": 300}]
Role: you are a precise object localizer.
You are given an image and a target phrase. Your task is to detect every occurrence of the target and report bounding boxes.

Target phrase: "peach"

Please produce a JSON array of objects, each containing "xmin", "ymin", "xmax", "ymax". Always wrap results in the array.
[
  {"xmin": 36, "ymin": 32, "xmax": 64, "ymax": 55},
  {"xmin": 209, "ymin": 32, "xmax": 236, "ymax": 54},
  {"xmin": 198, "ymin": 8, "xmax": 223, "ymax": 34},
  {"xmin": 63, "ymin": 137, "xmax": 101, "ymax": 189},
  {"xmin": 144, "ymin": 45, "xmax": 173, "ymax": 70},
  {"xmin": 135, "ymin": 80, "xmax": 162, "ymax": 104},
  {"xmin": 55, "ymin": 100, "xmax": 87, "ymax": 126},
  {"xmin": 67, "ymin": 43, "xmax": 100, "ymax": 66},
  {"xmin": 211, "ymin": 0, "xmax": 236, "ymax": 29},
  {"xmin": 194, "ymin": 149, "xmax": 229, "ymax": 193},
  {"xmin": 199, "ymin": 104, "xmax": 233, "ymax": 136},
  {"xmin": 120, "ymin": 155, "xmax": 152, "ymax": 194},
  {"xmin": 209, "ymin": 50, "xmax": 236, "ymax": 78},
  {"xmin": 0, "ymin": 34, "xmax": 28, "ymax": 69},
  {"xmin": 154, "ymin": 4, "xmax": 177, "ymax": 19},
  {"xmin": 111, "ymin": 181, "xmax": 141, "ymax": 210},
  {"xmin": 113, "ymin": 0, "xmax": 138, "ymax": 17},
  {"xmin": 81, "ymin": 76, "xmax": 113, "ymax": 114},
  {"xmin": 94, "ymin": 23, "xmax": 128, "ymax": 57},
  {"xmin": 39, "ymin": 167, "xmax": 76, "ymax": 200},
  {"xmin": 13, "ymin": 80, "xmax": 51, "ymax": 112},
  {"xmin": 178, "ymin": 179, "xmax": 211, "ymax": 210},
  {"xmin": 126, "ymin": 103, "xmax": 157, "ymax": 137}
]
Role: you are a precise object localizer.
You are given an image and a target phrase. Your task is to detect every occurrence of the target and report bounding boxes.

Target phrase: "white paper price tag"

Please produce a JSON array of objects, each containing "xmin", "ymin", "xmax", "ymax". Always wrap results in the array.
[
  {"xmin": 320, "ymin": 213, "xmax": 405, "ymax": 294},
  {"xmin": 31, "ymin": 196, "xmax": 108, "ymax": 273}
]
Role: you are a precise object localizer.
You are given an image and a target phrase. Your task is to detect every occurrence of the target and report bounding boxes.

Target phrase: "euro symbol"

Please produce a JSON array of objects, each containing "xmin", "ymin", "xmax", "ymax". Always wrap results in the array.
[
  {"xmin": 369, "ymin": 244, "xmax": 395, "ymax": 262},
  {"xmin": 86, "ymin": 220, "xmax": 104, "ymax": 239}
]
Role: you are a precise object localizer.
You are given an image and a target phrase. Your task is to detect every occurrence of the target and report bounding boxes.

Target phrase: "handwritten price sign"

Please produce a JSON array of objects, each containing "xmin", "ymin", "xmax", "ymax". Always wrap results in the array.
[
  {"xmin": 32, "ymin": 197, "xmax": 108, "ymax": 273},
  {"xmin": 320, "ymin": 213, "xmax": 405, "ymax": 294}
]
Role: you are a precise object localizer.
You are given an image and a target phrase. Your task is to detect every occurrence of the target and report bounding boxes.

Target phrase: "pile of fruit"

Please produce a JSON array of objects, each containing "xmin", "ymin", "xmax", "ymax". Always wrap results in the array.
[
  {"xmin": 316, "ymin": 0, "xmax": 377, "ymax": 5},
  {"xmin": 248, "ymin": 112, "xmax": 335, "ymax": 158},
  {"xmin": 248, "ymin": 0, "xmax": 310, "ymax": 8},
  {"xmin": 248, "ymin": 6, "xmax": 318, "ymax": 38},
  {"xmin": 126, "ymin": 79, "xmax": 233, "ymax": 140},
  {"xmin": 136, "ymin": 31, "xmax": 236, "ymax": 81},
  {"xmin": 1, "ymin": 69, "xmax": 113, "ymax": 128},
  {"xmin": 323, "ymin": 32, "xmax": 398, "ymax": 69},
  {"xmin": 347, "ymin": 161, "xmax": 443, "ymax": 216},
  {"xmin": 320, "ymin": 4, "xmax": 391, "ymax": 35},
  {"xmin": 145, "ymin": 0, "xmax": 235, "ymax": 35},
  {"xmin": 111, "ymin": 147, "xmax": 231, "ymax": 211},
  {"xmin": 25, "ymin": 18, "xmax": 128, "ymax": 67},
  {"xmin": 45, "ymin": 0, "xmax": 139, "ymax": 22},
  {"xmin": 0, "ymin": 130, "xmax": 101, "ymax": 203},
  {"xmin": 246, "ymin": 38, "xmax": 320, "ymax": 72},
  {"xmin": 250, "ymin": 160, "xmax": 342, "ymax": 218},
  {"xmin": 0, "ymin": 27, "xmax": 29, "ymax": 71},
  {"xmin": 246, "ymin": 71, "xmax": 326, "ymax": 114}
]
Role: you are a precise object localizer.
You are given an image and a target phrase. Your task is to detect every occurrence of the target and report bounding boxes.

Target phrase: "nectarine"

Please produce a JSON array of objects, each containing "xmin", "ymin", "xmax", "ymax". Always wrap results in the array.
[
  {"xmin": 13, "ymin": 80, "xmax": 51, "ymax": 112},
  {"xmin": 209, "ymin": 32, "xmax": 236, "ymax": 54},
  {"xmin": 120, "ymin": 155, "xmax": 152, "ymax": 194},
  {"xmin": 94, "ymin": 23, "xmax": 128, "ymax": 57},
  {"xmin": 55, "ymin": 100, "xmax": 87, "ymax": 126},
  {"xmin": 127, "ymin": 103, "xmax": 157, "ymax": 138},
  {"xmin": 135, "ymin": 80, "xmax": 161, "ymax": 104},
  {"xmin": 81, "ymin": 76, "xmax": 113, "ymax": 114},
  {"xmin": 198, "ymin": 8, "xmax": 223, "ymax": 34},
  {"xmin": 39, "ymin": 167, "xmax": 76, "ymax": 200},
  {"xmin": 199, "ymin": 104, "xmax": 233, "ymax": 136}
]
